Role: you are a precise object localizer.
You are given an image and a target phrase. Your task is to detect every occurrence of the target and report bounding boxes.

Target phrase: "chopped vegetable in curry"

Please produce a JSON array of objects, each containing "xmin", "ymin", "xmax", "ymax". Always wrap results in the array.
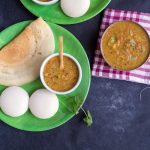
[
  {"xmin": 44, "ymin": 56, "xmax": 79, "ymax": 92},
  {"xmin": 101, "ymin": 21, "xmax": 150, "ymax": 70}
]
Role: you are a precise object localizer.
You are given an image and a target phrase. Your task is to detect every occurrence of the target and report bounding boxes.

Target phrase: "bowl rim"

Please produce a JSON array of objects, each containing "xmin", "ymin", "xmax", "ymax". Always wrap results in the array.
[
  {"xmin": 40, "ymin": 53, "xmax": 82, "ymax": 95},
  {"xmin": 100, "ymin": 20, "xmax": 150, "ymax": 71},
  {"xmin": 32, "ymin": 0, "xmax": 59, "ymax": 6}
]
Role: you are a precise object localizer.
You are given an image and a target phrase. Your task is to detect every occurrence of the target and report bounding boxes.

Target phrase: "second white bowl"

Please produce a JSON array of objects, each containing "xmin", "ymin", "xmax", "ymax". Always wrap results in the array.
[
  {"xmin": 32, "ymin": 0, "xmax": 59, "ymax": 6},
  {"xmin": 40, "ymin": 53, "xmax": 82, "ymax": 95}
]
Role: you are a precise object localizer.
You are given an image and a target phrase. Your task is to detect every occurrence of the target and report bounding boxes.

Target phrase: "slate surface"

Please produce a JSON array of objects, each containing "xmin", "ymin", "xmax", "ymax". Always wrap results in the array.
[{"xmin": 0, "ymin": 0, "xmax": 150, "ymax": 150}]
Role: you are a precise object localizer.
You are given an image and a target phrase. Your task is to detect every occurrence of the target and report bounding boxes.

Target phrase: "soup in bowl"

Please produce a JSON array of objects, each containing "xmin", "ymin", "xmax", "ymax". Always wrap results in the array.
[
  {"xmin": 101, "ymin": 21, "xmax": 150, "ymax": 71},
  {"xmin": 40, "ymin": 53, "xmax": 82, "ymax": 95}
]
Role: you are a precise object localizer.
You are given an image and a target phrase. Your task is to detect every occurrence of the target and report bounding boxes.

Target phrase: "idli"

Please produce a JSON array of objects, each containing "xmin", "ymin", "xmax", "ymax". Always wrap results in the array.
[
  {"xmin": 61, "ymin": 0, "xmax": 90, "ymax": 18},
  {"xmin": 29, "ymin": 89, "xmax": 59, "ymax": 119},
  {"xmin": 0, "ymin": 86, "xmax": 29, "ymax": 117}
]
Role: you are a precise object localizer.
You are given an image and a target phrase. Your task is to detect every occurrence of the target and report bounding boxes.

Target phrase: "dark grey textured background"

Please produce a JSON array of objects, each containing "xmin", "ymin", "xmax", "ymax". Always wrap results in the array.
[{"xmin": 0, "ymin": 0, "xmax": 150, "ymax": 150}]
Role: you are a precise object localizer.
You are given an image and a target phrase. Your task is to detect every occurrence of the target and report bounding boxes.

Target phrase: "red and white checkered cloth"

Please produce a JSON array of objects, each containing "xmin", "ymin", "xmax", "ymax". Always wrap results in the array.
[{"xmin": 92, "ymin": 8, "xmax": 150, "ymax": 85}]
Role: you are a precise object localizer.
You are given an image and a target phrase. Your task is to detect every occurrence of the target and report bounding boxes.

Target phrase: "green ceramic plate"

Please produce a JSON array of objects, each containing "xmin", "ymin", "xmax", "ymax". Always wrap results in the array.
[
  {"xmin": 20, "ymin": 0, "xmax": 111, "ymax": 25},
  {"xmin": 0, "ymin": 21, "xmax": 91, "ymax": 131}
]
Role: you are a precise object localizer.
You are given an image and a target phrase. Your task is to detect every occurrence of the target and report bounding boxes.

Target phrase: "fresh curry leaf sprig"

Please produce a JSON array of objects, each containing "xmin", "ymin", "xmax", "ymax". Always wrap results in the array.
[
  {"xmin": 67, "ymin": 95, "xmax": 93, "ymax": 127},
  {"xmin": 81, "ymin": 108, "xmax": 93, "ymax": 127}
]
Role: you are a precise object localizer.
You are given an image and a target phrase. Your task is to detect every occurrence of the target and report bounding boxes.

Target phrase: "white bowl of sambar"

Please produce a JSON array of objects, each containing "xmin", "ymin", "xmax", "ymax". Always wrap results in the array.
[
  {"xmin": 101, "ymin": 21, "xmax": 150, "ymax": 71},
  {"xmin": 40, "ymin": 53, "xmax": 82, "ymax": 95},
  {"xmin": 32, "ymin": 0, "xmax": 59, "ymax": 6}
]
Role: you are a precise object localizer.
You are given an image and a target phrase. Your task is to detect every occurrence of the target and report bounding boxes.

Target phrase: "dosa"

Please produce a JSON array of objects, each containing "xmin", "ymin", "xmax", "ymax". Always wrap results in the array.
[{"xmin": 0, "ymin": 18, "xmax": 55, "ymax": 86}]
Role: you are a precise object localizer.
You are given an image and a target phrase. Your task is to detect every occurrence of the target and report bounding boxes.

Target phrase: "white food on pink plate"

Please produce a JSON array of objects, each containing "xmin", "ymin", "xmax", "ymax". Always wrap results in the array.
[
  {"xmin": 61, "ymin": 0, "xmax": 90, "ymax": 18},
  {"xmin": 0, "ymin": 86, "xmax": 29, "ymax": 117},
  {"xmin": 29, "ymin": 89, "xmax": 59, "ymax": 119}
]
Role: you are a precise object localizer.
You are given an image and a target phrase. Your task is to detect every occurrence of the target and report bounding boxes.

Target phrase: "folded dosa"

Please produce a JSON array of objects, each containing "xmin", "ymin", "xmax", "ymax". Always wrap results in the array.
[{"xmin": 0, "ymin": 18, "xmax": 55, "ymax": 86}]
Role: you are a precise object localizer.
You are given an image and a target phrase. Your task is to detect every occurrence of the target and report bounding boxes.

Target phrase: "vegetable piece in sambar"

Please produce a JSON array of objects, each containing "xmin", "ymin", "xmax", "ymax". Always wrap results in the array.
[
  {"xmin": 43, "ymin": 56, "xmax": 79, "ymax": 92},
  {"xmin": 101, "ymin": 21, "xmax": 150, "ymax": 70}
]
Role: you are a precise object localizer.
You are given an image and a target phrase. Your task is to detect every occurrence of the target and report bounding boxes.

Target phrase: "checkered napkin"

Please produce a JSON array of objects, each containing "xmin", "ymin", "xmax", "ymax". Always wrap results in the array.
[{"xmin": 92, "ymin": 8, "xmax": 150, "ymax": 85}]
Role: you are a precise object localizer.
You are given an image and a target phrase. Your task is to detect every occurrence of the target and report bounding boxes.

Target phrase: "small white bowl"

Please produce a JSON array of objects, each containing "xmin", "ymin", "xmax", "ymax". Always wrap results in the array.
[
  {"xmin": 32, "ymin": 0, "xmax": 59, "ymax": 6},
  {"xmin": 40, "ymin": 53, "xmax": 82, "ymax": 95}
]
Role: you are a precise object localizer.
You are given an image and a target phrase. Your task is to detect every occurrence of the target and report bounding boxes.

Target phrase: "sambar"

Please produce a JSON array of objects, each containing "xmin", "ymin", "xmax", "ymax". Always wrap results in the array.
[
  {"xmin": 43, "ymin": 55, "xmax": 79, "ymax": 92},
  {"xmin": 101, "ymin": 21, "xmax": 150, "ymax": 70}
]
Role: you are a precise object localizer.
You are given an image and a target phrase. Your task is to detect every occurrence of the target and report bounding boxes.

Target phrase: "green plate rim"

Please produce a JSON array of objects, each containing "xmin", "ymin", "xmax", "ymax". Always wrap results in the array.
[
  {"xmin": 20, "ymin": 0, "xmax": 111, "ymax": 25},
  {"xmin": 0, "ymin": 20, "xmax": 91, "ymax": 131}
]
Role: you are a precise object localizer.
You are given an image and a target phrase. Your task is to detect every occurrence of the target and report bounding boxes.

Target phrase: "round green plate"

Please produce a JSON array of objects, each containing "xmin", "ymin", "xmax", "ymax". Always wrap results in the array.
[
  {"xmin": 0, "ymin": 21, "xmax": 91, "ymax": 131},
  {"xmin": 20, "ymin": 0, "xmax": 111, "ymax": 25}
]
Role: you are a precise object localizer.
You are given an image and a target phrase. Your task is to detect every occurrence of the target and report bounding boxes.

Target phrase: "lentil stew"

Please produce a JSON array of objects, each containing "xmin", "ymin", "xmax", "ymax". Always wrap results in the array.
[{"xmin": 101, "ymin": 21, "xmax": 150, "ymax": 70}]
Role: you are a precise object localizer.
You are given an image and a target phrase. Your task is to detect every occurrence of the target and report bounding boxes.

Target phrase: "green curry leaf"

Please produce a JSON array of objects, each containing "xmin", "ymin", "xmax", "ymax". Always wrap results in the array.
[
  {"xmin": 66, "ymin": 95, "xmax": 93, "ymax": 127},
  {"xmin": 83, "ymin": 110, "xmax": 93, "ymax": 127}
]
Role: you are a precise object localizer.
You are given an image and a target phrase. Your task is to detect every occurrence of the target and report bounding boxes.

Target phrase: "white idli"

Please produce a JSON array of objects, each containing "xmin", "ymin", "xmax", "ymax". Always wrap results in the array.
[
  {"xmin": 61, "ymin": 0, "xmax": 90, "ymax": 18},
  {"xmin": 0, "ymin": 86, "xmax": 29, "ymax": 117},
  {"xmin": 29, "ymin": 89, "xmax": 59, "ymax": 119}
]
